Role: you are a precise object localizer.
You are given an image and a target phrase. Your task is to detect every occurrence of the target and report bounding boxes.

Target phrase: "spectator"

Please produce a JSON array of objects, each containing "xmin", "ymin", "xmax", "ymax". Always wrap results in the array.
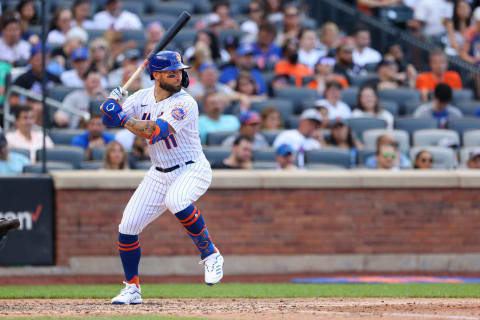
[
  {"xmin": 307, "ymin": 56, "xmax": 348, "ymax": 95},
  {"xmin": 276, "ymin": 3, "xmax": 302, "ymax": 45},
  {"xmin": 108, "ymin": 48, "xmax": 142, "ymax": 88},
  {"xmin": 55, "ymin": 69, "xmax": 108, "ymax": 128},
  {"xmin": 315, "ymin": 80, "xmax": 352, "ymax": 120},
  {"xmin": 211, "ymin": 0, "xmax": 239, "ymax": 31},
  {"xmin": 0, "ymin": 11, "xmax": 31, "ymax": 66},
  {"xmin": 198, "ymin": 92, "xmax": 240, "ymax": 144},
  {"xmin": 324, "ymin": 120, "xmax": 363, "ymax": 166},
  {"xmin": 50, "ymin": 27, "xmax": 89, "ymax": 74},
  {"xmin": 413, "ymin": 150, "xmax": 434, "ymax": 169},
  {"xmin": 461, "ymin": 7, "xmax": 480, "ymax": 65},
  {"xmin": 121, "ymin": 64, "xmax": 143, "ymax": 93},
  {"xmin": 0, "ymin": 131, "xmax": 30, "ymax": 174},
  {"xmin": 103, "ymin": 30, "xmax": 137, "ymax": 66},
  {"xmin": 0, "ymin": 60, "xmax": 12, "ymax": 106},
  {"xmin": 188, "ymin": 62, "xmax": 235, "ymax": 101},
  {"xmin": 438, "ymin": 136, "xmax": 460, "ymax": 167},
  {"xmin": 298, "ymin": 28, "xmax": 324, "ymax": 70},
  {"xmin": 273, "ymin": 108, "xmax": 323, "ymax": 167},
  {"xmin": 268, "ymin": 74, "xmax": 291, "ymax": 96},
  {"xmin": 416, "ymin": 49, "xmax": 462, "ymax": 101},
  {"xmin": 88, "ymin": 37, "xmax": 111, "ymax": 81},
  {"xmin": 47, "ymin": 8, "xmax": 73, "ymax": 46},
  {"xmin": 409, "ymin": 0, "xmax": 453, "ymax": 40},
  {"xmin": 414, "ymin": 83, "xmax": 462, "ymax": 128},
  {"xmin": 365, "ymin": 133, "xmax": 411, "ymax": 169},
  {"xmin": 103, "ymin": 141, "xmax": 129, "ymax": 170},
  {"xmin": 352, "ymin": 86, "xmax": 394, "ymax": 129},
  {"xmin": 275, "ymin": 144, "xmax": 297, "ymax": 170},
  {"xmin": 445, "ymin": 0, "xmax": 471, "ymax": 56},
  {"xmin": 6, "ymin": 105, "xmax": 54, "ymax": 163},
  {"xmin": 386, "ymin": 43, "xmax": 407, "ymax": 72},
  {"xmin": 222, "ymin": 34, "xmax": 240, "ymax": 65},
  {"xmin": 128, "ymin": 136, "xmax": 149, "ymax": 167},
  {"xmin": 352, "ymin": 28, "xmax": 382, "ymax": 68},
  {"xmin": 252, "ymin": 22, "xmax": 282, "ymax": 71},
  {"xmin": 264, "ymin": 0, "xmax": 284, "ymax": 24},
  {"xmin": 274, "ymin": 38, "xmax": 313, "ymax": 87},
  {"xmin": 334, "ymin": 42, "xmax": 365, "ymax": 85},
  {"xmin": 219, "ymin": 44, "xmax": 267, "ymax": 95},
  {"xmin": 467, "ymin": 149, "xmax": 480, "ymax": 169},
  {"xmin": 60, "ymin": 47, "xmax": 91, "ymax": 88},
  {"xmin": 260, "ymin": 106, "xmax": 284, "ymax": 131},
  {"xmin": 71, "ymin": 0, "xmax": 95, "ymax": 29},
  {"xmin": 184, "ymin": 29, "xmax": 228, "ymax": 65},
  {"xmin": 374, "ymin": 58, "xmax": 417, "ymax": 90},
  {"xmin": 145, "ymin": 22, "xmax": 165, "ymax": 47},
  {"xmin": 375, "ymin": 143, "xmax": 400, "ymax": 170},
  {"xmin": 233, "ymin": 72, "xmax": 266, "ymax": 113},
  {"xmin": 318, "ymin": 22, "xmax": 341, "ymax": 57},
  {"xmin": 357, "ymin": 0, "xmax": 402, "ymax": 15},
  {"xmin": 16, "ymin": 0, "xmax": 38, "ymax": 41},
  {"xmin": 211, "ymin": 135, "xmax": 253, "ymax": 169},
  {"xmin": 241, "ymin": 0, "xmax": 266, "ymax": 43},
  {"xmin": 93, "ymin": 0, "xmax": 142, "ymax": 30},
  {"xmin": 72, "ymin": 113, "xmax": 114, "ymax": 160},
  {"xmin": 222, "ymin": 111, "xmax": 269, "ymax": 149}
]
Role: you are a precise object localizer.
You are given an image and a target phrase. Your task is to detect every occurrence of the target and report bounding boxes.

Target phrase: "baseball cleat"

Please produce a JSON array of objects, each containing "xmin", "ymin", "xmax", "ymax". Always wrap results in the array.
[
  {"xmin": 111, "ymin": 282, "xmax": 142, "ymax": 305},
  {"xmin": 200, "ymin": 249, "xmax": 224, "ymax": 286}
]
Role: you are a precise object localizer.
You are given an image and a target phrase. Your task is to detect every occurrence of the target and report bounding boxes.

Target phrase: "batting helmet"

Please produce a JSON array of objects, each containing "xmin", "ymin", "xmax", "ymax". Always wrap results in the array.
[{"xmin": 148, "ymin": 51, "xmax": 190, "ymax": 88}]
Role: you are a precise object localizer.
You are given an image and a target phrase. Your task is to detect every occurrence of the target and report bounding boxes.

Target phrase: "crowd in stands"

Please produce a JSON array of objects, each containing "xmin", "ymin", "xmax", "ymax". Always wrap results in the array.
[{"xmin": 1, "ymin": 0, "xmax": 480, "ymax": 174}]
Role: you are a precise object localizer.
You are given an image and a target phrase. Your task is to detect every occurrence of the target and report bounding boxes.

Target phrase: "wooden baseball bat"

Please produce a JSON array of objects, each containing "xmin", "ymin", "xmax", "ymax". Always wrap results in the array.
[{"xmin": 122, "ymin": 11, "xmax": 191, "ymax": 91}]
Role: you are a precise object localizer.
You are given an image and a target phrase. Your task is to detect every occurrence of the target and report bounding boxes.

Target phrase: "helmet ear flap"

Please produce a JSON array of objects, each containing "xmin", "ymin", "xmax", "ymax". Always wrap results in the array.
[{"xmin": 181, "ymin": 70, "xmax": 189, "ymax": 88}]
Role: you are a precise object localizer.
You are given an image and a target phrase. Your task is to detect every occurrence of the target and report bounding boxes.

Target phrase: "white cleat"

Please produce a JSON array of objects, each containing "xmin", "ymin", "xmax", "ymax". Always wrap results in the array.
[
  {"xmin": 200, "ymin": 250, "xmax": 224, "ymax": 286},
  {"xmin": 111, "ymin": 282, "xmax": 142, "ymax": 305}
]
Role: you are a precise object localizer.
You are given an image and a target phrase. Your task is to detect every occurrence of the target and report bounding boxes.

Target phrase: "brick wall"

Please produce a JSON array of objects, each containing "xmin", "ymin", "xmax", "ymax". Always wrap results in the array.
[{"xmin": 55, "ymin": 188, "xmax": 480, "ymax": 266}]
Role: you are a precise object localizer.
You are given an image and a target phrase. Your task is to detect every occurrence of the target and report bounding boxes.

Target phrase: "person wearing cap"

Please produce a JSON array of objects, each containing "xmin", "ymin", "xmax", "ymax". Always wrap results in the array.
[
  {"xmin": 307, "ymin": 56, "xmax": 348, "ymax": 95},
  {"xmin": 0, "ymin": 131, "xmax": 30, "ymax": 174},
  {"xmin": 11, "ymin": 42, "xmax": 61, "ymax": 112},
  {"xmin": 414, "ymin": 83, "xmax": 463, "ymax": 128},
  {"xmin": 314, "ymin": 80, "xmax": 352, "ymax": 120},
  {"xmin": 93, "ymin": 0, "xmax": 142, "ymax": 30},
  {"xmin": 222, "ymin": 111, "xmax": 269, "ymax": 149},
  {"xmin": 273, "ymin": 108, "xmax": 323, "ymax": 167},
  {"xmin": 6, "ymin": 105, "xmax": 54, "ymax": 163},
  {"xmin": 416, "ymin": 49, "xmax": 462, "ymax": 102},
  {"xmin": 251, "ymin": 22, "xmax": 282, "ymax": 71},
  {"xmin": 60, "ymin": 46, "xmax": 92, "ymax": 88},
  {"xmin": 352, "ymin": 28, "xmax": 381, "ymax": 68},
  {"xmin": 47, "ymin": 8, "xmax": 73, "ymax": 46},
  {"xmin": 275, "ymin": 144, "xmax": 297, "ymax": 170},
  {"xmin": 298, "ymin": 28, "xmax": 325, "ymax": 71},
  {"xmin": 198, "ymin": 92, "xmax": 241, "ymax": 144},
  {"xmin": 219, "ymin": 44, "xmax": 267, "ymax": 95},
  {"xmin": 50, "ymin": 26, "xmax": 89, "ymax": 74},
  {"xmin": 0, "ymin": 11, "xmax": 31, "ymax": 65},
  {"xmin": 274, "ymin": 38, "xmax": 313, "ymax": 87},
  {"xmin": 187, "ymin": 62, "xmax": 235, "ymax": 101},
  {"xmin": 467, "ymin": 149, "xmax": 480, "ymax": 169},
  {"xmin": 240, "ymin": 0, "xmax": 266, "ymax": 43}
]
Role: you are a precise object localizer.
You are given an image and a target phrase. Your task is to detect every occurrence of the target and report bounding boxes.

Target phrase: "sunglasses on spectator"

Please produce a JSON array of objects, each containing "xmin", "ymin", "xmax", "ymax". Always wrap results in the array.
[
  {"xmin": 382, "ymin": 152, "xmax": 396, "ymax": 159},
  {"xmin": 420, "ymin": 157, "xmax": 433, "ymax": 163}
]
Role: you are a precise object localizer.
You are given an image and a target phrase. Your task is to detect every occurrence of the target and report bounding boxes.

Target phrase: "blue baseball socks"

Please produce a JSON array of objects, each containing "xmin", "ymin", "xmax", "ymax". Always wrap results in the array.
[
  {"xmin": 118, "ymin": 233, "xmax": 141, "ymax": 287},
  {"xmin": 175, "ymin": 204, "xmax": 216, "ymax": 259}
]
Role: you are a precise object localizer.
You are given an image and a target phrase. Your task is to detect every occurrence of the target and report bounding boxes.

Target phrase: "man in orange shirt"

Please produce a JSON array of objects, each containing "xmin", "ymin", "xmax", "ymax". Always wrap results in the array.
[
  {"xmin": 274, "ymin": 38, "xmax": 313, "ymax": 87},
  {"xmin": 416, "ymin": 49, "xmax": 462, "ymax": 101}
]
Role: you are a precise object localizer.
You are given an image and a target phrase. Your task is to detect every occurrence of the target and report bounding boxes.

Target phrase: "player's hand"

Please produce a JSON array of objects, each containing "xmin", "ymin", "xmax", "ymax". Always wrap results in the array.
[
  {"xmin": 100, "ymin": 98, "xmax": 131, "ymax": 127},
  {"xmin": 108, "ymin": 86, "xmax": 129, "ymax": 105}
]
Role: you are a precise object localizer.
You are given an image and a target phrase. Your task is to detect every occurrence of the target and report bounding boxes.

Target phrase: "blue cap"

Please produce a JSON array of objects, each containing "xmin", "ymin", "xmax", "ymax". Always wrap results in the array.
[
  {"xmin": 276, "ymin": 144, "xmax": 294, "ymax": 157},
  {"xmin": 199, "ymin": 62, "xmax": 217, "ymax": 73},
  {"xmin": 239, "ymin": 110, "xmax": 261, "ymax": 125},
  {"xmin": 71, "ymin": 46, "xmax": 89, "ymax": 61},
  {"xmin": 236, "ymin": 44, "xmax": 254, "ymax": 56},
  {"xmin": 30, "ymin": 42, "xmax": 51, "ymax": 59}
]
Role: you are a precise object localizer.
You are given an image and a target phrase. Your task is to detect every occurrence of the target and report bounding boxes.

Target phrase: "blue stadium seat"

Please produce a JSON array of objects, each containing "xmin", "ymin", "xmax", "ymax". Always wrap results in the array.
[
  {"xmin": 456, "ymin": 100, "xmax": 480, "ymax": 117},
  {"xmin": 151, "ymin": 2, "xmax": 194, "ymax": 16},
  {"xmin": 413, "ymin": 129, "xmax": 460, "ymax": 147},
  {"xmin": 262, "ymin": 130, "xmax": 283, "ymax": 146},
  {"xmin": 23, "ymin": 161, "xmax": 74, "ymax": 173},
  {"xmin": 362, "ymin": 129, "xmax": 410, "ymax": 152},
  {"xmin": 91, "ymin": 147, "xmax": 106, "ymax": 161},
  {"xmin": 47, "ymin": 86, "xmax": 77, "ymax": 102},
  {"xmin": 394, "ymin": 117, "xmax": 437, "ymax": 138},
  {"xmin": 203, "ymin": 147, "xmax": 231, "ymax": 165},
  {"xmin": 341, "ymin": 87, "xmax": 359, "ymax": 109},
  {"xmin": 121, "ymin": 29, "xmax": 146, "ymax": 42},
  {"xmin": 122, "ymin": 1, "xmax": 145, "ymax": 16},
  {"xmin": 133, "ymin": 160, "xmax": 151, "ymax": 170},
  {"xmin": 356, "ymin": 149, "xmax": 376, "ymax": 167},
  {"xmin": 463, "ymin": 130, "xmax": 480, "ymax": 147},
  {"xmin": 379, "ymin": 100, "xmax": 399, "ymax": 117},
  {"xmin": 206, "ymin": 131, "xmax": 236, "ymax": 146},
  {"xmin": 304, "ymin": 163, "xmax": 348, "ymax": 170},
  {"xmin": 304, "ymin": 148, "xmax": 351, "ymax": 168},
  {"xmin": 172, "ymin": 29, "xmax": 197, "ymax": 50},
  {"xmin": 86, "ymin": 29, "xmax": 106, "ymax": 42},
  {"xmin": 253, "ymin": 148, "xmax": 276, "ymax": 162},
  {"xmin": 378, "ymin": 89, "xmax": 421, "ymax": 114},
  {"xmin": 252, "ymin": 161, "xmax": 278, "ymax": 169},
  {"xmin": 250, "ymin": 99, "xmax": 294, "ymax": 124},
  {"xmin": 142, "ymin": 14, "xmax": 177, "ymax": 29},
  {"xmin": 49, "ymin": 129, "xmax": 84, "ymax": 146},
  {"xmin": 404, "ymin": 100, "xmax": 421, "ymax": 115},
  {"xmin": 273, "ymin": 86, "xmax": 318, "ymax": 113},
  {"xmin": 347, "ymin": 117, "xmax": 387, "ymax": 139},
  {"xmin": 447, "ymin": 118, "xmax": 480, "ymax": 138},
  {"xmin": 36, "ymin": 146, "xmax": 85, "ymax": 169},
  {"xmin": 80, "ymin": 161, "xmax": 104, "ymax": 170},
  {"xmin": 409, "ymin": 146, "xmax": 457, "ymax": 169},
  {"xmin": 453, "ymin": 89, "xmax": 474, "ymax": 104}
]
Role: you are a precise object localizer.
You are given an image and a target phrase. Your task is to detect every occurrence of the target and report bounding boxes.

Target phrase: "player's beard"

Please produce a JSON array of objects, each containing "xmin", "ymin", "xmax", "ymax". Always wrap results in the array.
[{"xmin": 159, "ymin": 80, "xmax": 181, "ymax": 93}]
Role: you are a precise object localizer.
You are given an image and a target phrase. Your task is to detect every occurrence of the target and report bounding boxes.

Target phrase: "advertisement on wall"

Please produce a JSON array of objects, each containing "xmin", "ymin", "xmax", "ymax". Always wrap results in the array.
[{"xmin": 0, "ymin": 176, "xmax": 54, "ymax": 265}]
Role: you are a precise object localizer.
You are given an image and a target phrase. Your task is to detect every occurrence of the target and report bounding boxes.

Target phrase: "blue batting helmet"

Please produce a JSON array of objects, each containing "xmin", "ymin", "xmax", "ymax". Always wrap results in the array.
[{"xmin": 148, "ymin": 51, "xmax": 190, "ymax": 87}]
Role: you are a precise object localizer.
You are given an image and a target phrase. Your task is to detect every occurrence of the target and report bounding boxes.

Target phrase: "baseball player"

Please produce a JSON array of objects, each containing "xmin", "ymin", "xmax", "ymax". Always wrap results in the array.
[{"xmin": 101, "ymin": 51, "xmax": 224, "ymax": 305}]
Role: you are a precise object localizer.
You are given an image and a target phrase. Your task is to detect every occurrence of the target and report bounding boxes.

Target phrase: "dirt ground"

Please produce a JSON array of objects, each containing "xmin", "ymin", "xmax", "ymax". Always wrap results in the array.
[{"xmin": 1, "ymin": 298, "xmax": 480, "ymax": 320}]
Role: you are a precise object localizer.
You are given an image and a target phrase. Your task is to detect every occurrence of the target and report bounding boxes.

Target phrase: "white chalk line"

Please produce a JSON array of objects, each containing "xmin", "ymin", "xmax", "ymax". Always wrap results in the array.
[{"xmin": 299, "ymin": 310, "xmax": 479, "ymax": 320}]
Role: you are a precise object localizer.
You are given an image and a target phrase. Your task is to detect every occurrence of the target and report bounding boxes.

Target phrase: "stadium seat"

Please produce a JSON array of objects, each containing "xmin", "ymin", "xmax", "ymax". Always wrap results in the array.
[
  {"xmin": 261, "ymin": 72, "xmax": 276, "ymax": 86},
  {"xmin": 409, "ymin": 146, "xmax": 457, "ymax": 169},
  {"xmin": 47, "ymin": 86, "xmax": 77, "ymax": 102},
  {"xmin": 142, "ymin": 14, "xmax": 177, "ymax": 29},
  {"xmin": 453, "ymin": 89, "xmax": 474, "ymax": 104},
  {"xmin": 23, "ymin": 161, "xmax": 74, "ymax": 173},
  {"xmin": 122, "ymin": 1, "xmax": 145, "ymax": 16},
  {"xmin": 404, "ymin": 100, "xmax": 421, "ymax": 116},
  {"xmin": 394, "ymin": 118, "xmax": 437, "ymax": 137},
  {"xmin": 298, "ymin": 98, "xmax": 319, "ymax": 112},
  {"xmin": 133, "ymin": 160, "xmax": 151, "ymax": 170},
  {"xmin": 121, "ymin": 29, "xmax": 146, "ymax": 42},
  {"xmin": 151, "ymin": 2, "xmax": 194, "ymax": 16},
  {"xmin": 80, "ymin": 161, "xmax": 104, "ymax": 170},
  {"xmin": 341, "ymin": 87, "xmax": 359, "ymax": 109},
  {"xmin": 252, "ymin": 161, "xmax": 278, "ymax": 169},
  {"xmin": 206, "ymin": 131, "xmax": 236, "ymax": 146},
  {"xmin": 36, "ymin": 146, "xmax": 85, "ymax": 169},
  {"xmin": 91, "ymin": 147, "xmax": 106, "ymax": 161},
  {"xmin": 377, "ymin": 89, "xmax": 421, "ymax": 114},
  {"xmin": 379, "ymin": 100, "xmax": 399, "ymax": 117},
  {"xmin": 286, "ymin": 116, "xmax": 300, "ymax": 129},
  {"xmin": 356, "ymin": 149, "xmax": 376, "ymax": 167},
  {"xmin": 203, "ymin": 147, "xmax": 231, "ymax": 165},
  {"xmin": 413, "ymin": 129, "xmax": 460, "ymax": 147},
  {"xmin": 250, "ymin": 99, "xmax": 294, "ymax": 124},
  {"xmin": 49, "ymin": 129, "xmax": 84, "ymax": 146},
  {"xmin": 273, "ymin": 86, "xmax": 318, "ymax": 113},
  {"xmin": 304, "ymin": 148, "xmax": 351, "ymax": 168},
  {"xmin": 219, "ymin": 30, "xmax": 247, "ymax": 46},
  {"xmin": 172, "ymin": 29, "xmax": 197, "ymax": 50},
  {"xmin": 463, "ymin": 130, "xmax": 480, "ymax": 147},
  {"xmin": 362, "ymin": 129, "xmax": 410, "ymax": 152},
  {"xmin": 262, "ymin": 130, "xmax": 283, "ymax": 146},
  {"xmin": 447, "ymin": 118, "xmax": 480, "ymax": 138},
  {"xmin": 456, "ymin": 100, "xmax": 480, "ymax": 117},
  {"xmin": 459, "ymin": 146, "xmax": 480, "ymax": 166},
  {"xmin": 304, "ymin": 163, "xmax": 348, "ymax": 170},
  {"xmin": 89, "ymin": 99, "xmax": 105, "ymax": 114},
  {"xmin": 86, "ymin": 29, "xmax": 106, "ymax": 42},
  {"xmin": 301, "ymin": 75, "xmax": 315, "ymax": 87},
  {"xmin": 253, "ymin": 148, "xmax": 276, "ymax": 162},
  {"xmin": 9, "ymin": 148, "xmax": 30, "ymax": 159},
  {"xmin": 350, "ymin": 74, "xmax": 379, "ymax": 87},
  {"xmin": 346, "ymin": 117, "xmax": 387, "ymax": 139}
]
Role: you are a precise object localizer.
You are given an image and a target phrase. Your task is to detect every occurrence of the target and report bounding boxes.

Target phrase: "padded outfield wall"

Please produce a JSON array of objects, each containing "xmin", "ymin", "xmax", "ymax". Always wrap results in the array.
[{"xmin": 46, "ymin": 170, "xmax": 480, "ymax": 275}]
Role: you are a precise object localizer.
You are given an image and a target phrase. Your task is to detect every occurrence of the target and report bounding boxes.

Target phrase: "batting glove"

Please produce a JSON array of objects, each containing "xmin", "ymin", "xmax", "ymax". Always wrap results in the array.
[
  {"xmin": 101, "ymin": 98, "xmax": 131, "ymax": 127},
  {"xmin": 108, "ymin": 86, "xmax": 129, "ymax": 105}
]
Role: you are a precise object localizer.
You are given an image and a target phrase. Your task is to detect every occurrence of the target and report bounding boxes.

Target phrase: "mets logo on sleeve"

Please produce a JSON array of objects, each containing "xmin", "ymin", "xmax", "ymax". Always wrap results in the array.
[{"xmin": 171, "ymin": 106, "xmax": 186, "ymax": 121}]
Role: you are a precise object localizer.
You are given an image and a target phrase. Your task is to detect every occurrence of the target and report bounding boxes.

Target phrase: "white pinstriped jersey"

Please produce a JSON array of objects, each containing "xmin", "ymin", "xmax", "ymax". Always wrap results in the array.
[{"xmin": 122, "ymin": 87, "xmax": 204, "ymax": 169}]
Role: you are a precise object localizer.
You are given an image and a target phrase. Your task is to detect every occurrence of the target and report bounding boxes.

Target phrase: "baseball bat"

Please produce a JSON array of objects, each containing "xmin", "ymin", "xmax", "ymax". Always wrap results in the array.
[{"xmin": 122, "ymin": 10, "xmax": 192, "ymax": 91}]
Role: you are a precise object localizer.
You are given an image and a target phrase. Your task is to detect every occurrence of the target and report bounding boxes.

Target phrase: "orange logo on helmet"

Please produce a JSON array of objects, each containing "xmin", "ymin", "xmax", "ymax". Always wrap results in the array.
[{"xmin": 176, "ymin": 53, "xmax": 181, "ymax": 63}]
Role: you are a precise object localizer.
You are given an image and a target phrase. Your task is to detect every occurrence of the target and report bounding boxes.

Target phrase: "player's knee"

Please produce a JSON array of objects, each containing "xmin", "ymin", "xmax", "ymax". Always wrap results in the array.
[
  {"xmin": 165, "ymin": 195, "xmax": 188, "ymax": 214},
  {"xmin": 118, "ymin": 222, "xmax": 141, "ymax": 235}
]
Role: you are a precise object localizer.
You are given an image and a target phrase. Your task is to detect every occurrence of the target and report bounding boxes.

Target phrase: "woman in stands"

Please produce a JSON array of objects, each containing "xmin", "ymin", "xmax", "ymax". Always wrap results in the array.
[
  {"xmin": 47, "ymin": 8, "xmax": 73, "ymax": 46},
  {"xmin": 16, "ymin": 0, "xmax": 38, "ymax": 42},
  {"xmin": 234, "ymin": 72, "xmax": 266, "ymax": 112},
  {"xmin": 103, "ymin": 141, "xmax": 129, "ymax": 170},
  {"xmin": 71, "ymin": 0, "xmax": 95, "ymax": 29},
  {"xmin": 352, "ymin": 86, "xmax": 394, "ymax": 129},
  {"xmin": 260, "ymin": 106, "xmax": 284, "ymax": 131},
  {"xmin": 89, "ymin": 37, "xmax": 112, "ymax": 81},
  {"xmin": 325, "ymin": 120, "xmax": 363, "ymax": 167},
  {"xmin": 413, "ymin": 150, "xmax": 434, "ymax": 169}
]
